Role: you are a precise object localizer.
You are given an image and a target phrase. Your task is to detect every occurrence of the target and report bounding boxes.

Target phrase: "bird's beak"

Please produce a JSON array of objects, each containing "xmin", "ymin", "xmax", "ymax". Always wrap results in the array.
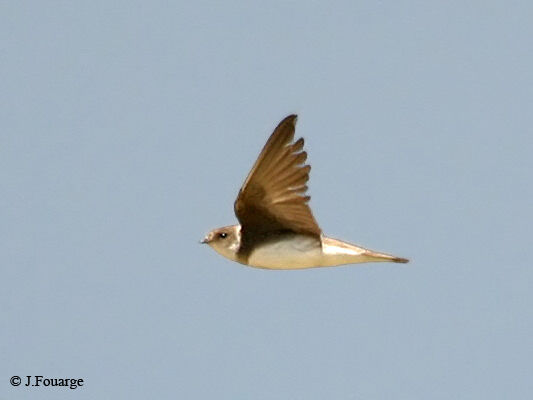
[{"xmin": 200, "ymin": 237, "xmax": 208, "ymax": 244}]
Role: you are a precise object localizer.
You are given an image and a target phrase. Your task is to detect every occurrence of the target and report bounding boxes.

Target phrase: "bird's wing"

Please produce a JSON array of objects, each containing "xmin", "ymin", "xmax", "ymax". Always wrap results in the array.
[{"xmin": 234, "ymin": 115, "xmax": 321, "ymax": 238}]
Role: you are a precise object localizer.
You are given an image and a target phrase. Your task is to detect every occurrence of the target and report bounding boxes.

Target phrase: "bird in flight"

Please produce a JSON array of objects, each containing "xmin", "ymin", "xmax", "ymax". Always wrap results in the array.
[{"xmin": 202, "ymin": 115, "xmax": 408, "ymax": 269}]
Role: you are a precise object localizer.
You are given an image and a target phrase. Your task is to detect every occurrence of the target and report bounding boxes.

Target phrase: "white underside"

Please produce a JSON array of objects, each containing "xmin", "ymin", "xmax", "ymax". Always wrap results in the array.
[{"xmin": 247, "ymin": 235, "xmax": 398, "ymax": 270}]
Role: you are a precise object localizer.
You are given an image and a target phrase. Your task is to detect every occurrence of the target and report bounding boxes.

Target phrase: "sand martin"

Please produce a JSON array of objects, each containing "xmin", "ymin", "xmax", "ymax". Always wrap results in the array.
[{"xmin": 202, "ymin": 115, "xmax": 408, "ymax": 269}]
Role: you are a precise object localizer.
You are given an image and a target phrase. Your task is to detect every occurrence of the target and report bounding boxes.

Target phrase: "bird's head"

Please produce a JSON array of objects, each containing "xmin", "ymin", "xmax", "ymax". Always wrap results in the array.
[{"xmin": 201, "ymin": 225, "xmax": 241, "ymax": 261}]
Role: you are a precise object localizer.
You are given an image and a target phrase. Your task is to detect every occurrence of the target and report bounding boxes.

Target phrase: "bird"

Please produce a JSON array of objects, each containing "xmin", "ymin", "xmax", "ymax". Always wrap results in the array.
[{"xmin": 201, "ymin": 114, "xmax": 409, "ymax": 269}]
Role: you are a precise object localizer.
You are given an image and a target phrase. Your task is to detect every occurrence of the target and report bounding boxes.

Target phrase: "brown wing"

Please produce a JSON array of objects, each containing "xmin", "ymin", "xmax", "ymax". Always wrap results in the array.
[{"xmin": 234, "ymin": 115, "xmax": 321, "ymax": 242}]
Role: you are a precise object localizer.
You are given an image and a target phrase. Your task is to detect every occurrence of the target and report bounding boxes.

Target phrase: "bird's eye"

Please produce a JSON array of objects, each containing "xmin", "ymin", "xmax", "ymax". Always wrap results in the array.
[{"xmin": 219, "ymin": 232, "xmax": 227, "ymax": 239}]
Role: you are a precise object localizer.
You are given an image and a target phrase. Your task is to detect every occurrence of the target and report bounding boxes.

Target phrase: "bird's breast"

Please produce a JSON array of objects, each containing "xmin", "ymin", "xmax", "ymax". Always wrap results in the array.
[{"xmin": 246, "ymin": 234, "xmax": 323, "ymax": 269}]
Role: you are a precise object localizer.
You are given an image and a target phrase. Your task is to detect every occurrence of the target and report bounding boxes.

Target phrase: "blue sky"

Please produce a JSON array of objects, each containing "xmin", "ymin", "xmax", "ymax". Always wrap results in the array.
[{"xmin": 2, "ymin": 1, "xmax": 532, "ymax": 399}]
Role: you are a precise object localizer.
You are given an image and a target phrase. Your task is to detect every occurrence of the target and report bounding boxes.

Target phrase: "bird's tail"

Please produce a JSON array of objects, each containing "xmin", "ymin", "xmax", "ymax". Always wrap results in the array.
[
  {"xmin": 321, "ymin": 236, "xmax": 409, "ymax": 265},
  {"xmin": 362, "ymin": 248, "xmax": 409, "ymax": 263}
]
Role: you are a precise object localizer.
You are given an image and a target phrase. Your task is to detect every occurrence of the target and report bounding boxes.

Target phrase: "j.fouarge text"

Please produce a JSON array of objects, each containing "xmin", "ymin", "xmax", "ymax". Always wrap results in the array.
[{"xmin": 24, "ymin": 375, "xmax": 84, "ymax": 389}]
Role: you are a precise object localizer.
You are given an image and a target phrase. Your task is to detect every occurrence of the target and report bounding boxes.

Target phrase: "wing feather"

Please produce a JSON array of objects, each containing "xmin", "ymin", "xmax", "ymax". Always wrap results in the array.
[{"xmin": 234, "ymin": 115, "xmax": 321, "ymax": 243}]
